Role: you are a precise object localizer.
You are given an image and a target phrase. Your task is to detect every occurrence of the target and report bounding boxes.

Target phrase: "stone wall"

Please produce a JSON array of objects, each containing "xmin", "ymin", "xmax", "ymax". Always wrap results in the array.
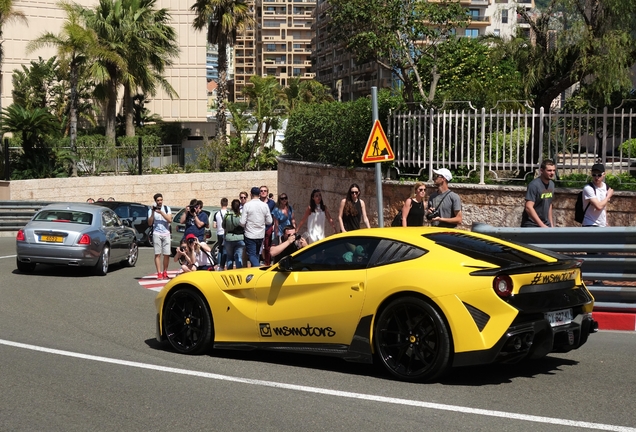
[
  {"xmin": 8, "ymin": 171, "xmax": 278, "ymax": 208},
  {"xmin": 277, "ymin": 158, "xmax": 636, "ymax": 229}
]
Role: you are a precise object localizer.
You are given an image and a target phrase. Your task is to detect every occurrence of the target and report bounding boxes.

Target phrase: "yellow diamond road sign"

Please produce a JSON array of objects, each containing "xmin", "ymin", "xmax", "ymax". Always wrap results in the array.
[{"xmin": 362, "ymin": 120, "xmax": 394, "ymax": 163}]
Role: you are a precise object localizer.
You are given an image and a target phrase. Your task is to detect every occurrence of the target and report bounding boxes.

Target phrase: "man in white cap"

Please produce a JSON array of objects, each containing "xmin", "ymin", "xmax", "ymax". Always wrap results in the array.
[
  {"xmin": 426, "ymin": 168, "xmax": 463, "ymax": 228},
  {"xmin": 582, "ymin": 163, "xmax": 613, "ymax": 227}
]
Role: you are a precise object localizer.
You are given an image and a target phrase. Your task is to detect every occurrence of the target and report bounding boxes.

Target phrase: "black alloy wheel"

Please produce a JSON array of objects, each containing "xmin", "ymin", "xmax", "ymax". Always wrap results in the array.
[
  {"xmin": 374, "ymin": 296, "xmax": 451, "ymax": 382},
  {"xmin": 163, "ymin": 288, "xmax": 213, "ymax": 355}
]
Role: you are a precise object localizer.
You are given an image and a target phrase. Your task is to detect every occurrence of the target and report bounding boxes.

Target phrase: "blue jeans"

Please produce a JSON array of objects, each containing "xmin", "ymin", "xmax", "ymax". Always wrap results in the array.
[
  {"xmin": 216, "ymin": 234, "xmax": 227, "ymax": 268},
  {"xmin": 244, "ymin": 237, "xmax": 263, "ymax": 267},
  {"xmin": 224, "ymin": 239, "xmax": 244, "ymax": 269}
]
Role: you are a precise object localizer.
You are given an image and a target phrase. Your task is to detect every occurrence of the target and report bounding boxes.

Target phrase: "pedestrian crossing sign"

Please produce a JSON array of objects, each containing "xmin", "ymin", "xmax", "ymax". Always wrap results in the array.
[{"xmin": 362, "ymin": 119, "xmax": 394, "ymax": 163}]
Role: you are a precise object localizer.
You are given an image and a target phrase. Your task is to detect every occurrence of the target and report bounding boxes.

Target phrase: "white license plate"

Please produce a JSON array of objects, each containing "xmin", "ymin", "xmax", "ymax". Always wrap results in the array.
[{"xmin": 545, "ymin": 309, "xmax": 573, "ymax": 327}]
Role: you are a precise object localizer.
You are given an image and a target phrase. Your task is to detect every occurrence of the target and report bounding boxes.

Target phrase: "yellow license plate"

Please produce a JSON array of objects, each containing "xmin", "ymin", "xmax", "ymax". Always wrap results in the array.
[{"xmin": 41, "ymin": 235, "xmax": 63, "ymax": 243}]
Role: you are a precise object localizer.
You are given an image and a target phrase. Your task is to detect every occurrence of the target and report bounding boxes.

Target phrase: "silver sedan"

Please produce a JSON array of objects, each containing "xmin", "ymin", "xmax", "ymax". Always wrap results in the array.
[{"xmin": 16, "ymin": 203, "xmax": 138, "ymax": 276}]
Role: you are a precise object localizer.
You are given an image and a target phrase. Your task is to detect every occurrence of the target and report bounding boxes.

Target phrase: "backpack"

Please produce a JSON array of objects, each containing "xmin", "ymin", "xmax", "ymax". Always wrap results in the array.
[{"xmin": 574, "ymin": 182, "xmax": 595, "ymax": 224}]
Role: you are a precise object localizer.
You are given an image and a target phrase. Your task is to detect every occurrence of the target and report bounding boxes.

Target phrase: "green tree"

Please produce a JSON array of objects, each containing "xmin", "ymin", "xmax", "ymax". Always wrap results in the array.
[
  {"xmin": 117, "ymin": 0, "xmax": 179, "ymax": 137},
  {"xmin": 191, "ymin": 0, "xmax": 253, "ymax": 143},
  {"xmin": 82, "ymin": 0, "xmax": 128, "ymax": 142},
  {"xmin": 242, "ymin": 75, "xmax": 286, "ymax": 155},
  {"xmin": 0, "ymin": 0, "xmax": 28, "ymax": 116},
  {"xmin": 284, "ymin": 78, "xmax": 334, "ymax": 112},
  {"xmin": 26, "ymin": 1, "xmax": 114, "ymax": 175},
  {"xmin": 419, "ymin": 37, "xmax": 524, "ymax": 108},
  {"xmin": 328, "ymin": 0, "xmax": 468, "ymax": 104},
  {"xmin": 1, "ymin": 105, "xmax": 59, "ymax": 154},
  {"xmin": 84, "ymin": 0, "xmax": 179, "ymax": 140},
  {"xmin": 11, "ymin": 57, "xmax": 61, "ymax": 112},
  {"xmin": 502, "ymin": 0, "xmax": 636, "ymax": 112}
]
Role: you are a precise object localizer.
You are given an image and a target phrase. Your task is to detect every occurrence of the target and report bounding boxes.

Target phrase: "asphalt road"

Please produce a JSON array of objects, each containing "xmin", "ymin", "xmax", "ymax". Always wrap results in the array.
[{"xmin": 1, "ymin": 237, "xmax": 635, "ymax": 432}]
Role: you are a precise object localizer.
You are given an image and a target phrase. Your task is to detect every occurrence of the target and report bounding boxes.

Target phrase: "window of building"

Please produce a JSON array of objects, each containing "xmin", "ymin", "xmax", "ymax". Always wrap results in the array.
[
  {"xmin": 266, "ymin": 44, "xmax": 275, "ymax": 52},
  {"xmin": 465, "ymin": 29, "xmax": 479, "ymax": 38},
  {"xmin": 502, "ymin": 9, "xmax": 508, "ymax": 24}
]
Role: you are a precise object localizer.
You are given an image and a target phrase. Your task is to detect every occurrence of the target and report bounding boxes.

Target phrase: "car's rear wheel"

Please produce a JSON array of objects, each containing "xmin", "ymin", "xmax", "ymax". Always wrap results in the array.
[
  {"xmin": 145, "ymin": 228, "xmax": 153, "ymax": 247},
  {"xmin": 123, "ymin": 242, "xmax": 138, "ymax": 267},
  {"xmin": 94, "ymin": 246, "xmax": 109, "ymax": 276},
  {"xmin": 16, "ymin": 258, "xmax": 35, "ymax": 273},
  {"xmin": 163, "ymin": 288, "xmax": 213, "ymax": 355},
  {"xmin": 374, "ymin": 296, "xmax": 451, "ymax": 382}
]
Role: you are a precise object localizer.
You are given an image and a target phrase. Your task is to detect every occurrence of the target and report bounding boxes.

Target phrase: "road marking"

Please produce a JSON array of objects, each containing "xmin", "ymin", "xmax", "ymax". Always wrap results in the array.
[
  {"xmin": 0, "ymin": 254, "xmax": 17, "ymax": 259},
  {"xmin": 138, "ymin": 270, "xmax": 181, "ymax": 292},
  {"xmin": 0, "ymin": 338, "xmax": 634, "ymax": 432}
]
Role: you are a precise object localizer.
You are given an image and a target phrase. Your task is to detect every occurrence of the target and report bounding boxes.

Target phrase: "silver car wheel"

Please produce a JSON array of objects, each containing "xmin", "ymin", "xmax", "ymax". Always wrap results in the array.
[
  {"xmin": 95, "ymin": 246, "xmax": 110, "ymax": 276},
  {"xmin": 126, "ymin": 242, "xmax": 139, "ymax": 267}
]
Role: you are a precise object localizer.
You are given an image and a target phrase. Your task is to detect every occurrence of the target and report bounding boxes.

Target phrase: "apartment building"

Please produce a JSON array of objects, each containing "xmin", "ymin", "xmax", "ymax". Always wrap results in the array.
[
  {"xmin": 2, "ymin": 0, "xmax": 210, "ymax": 134},
  {"xmin": 313, "ymin": 0, "xmax": 535, "ymax": 101},
  {"xmin": 232, "ymin": 0, "xmax": 316, "ymax": 103}
]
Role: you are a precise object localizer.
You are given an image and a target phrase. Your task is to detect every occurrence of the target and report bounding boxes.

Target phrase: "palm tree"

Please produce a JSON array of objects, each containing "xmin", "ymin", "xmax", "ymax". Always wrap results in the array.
[
  {"xmin": 26, "ymin": 1, "xmax": 115, "ymax": 175},
  {"xmin": 0, "ymin": 0, "xmax": 28, "ymax": 118},
  {"xmin": 84, "ymin": 0, "xmax": 179, "ymax": 140},
  {"xmin": 242, "ymin": 75, "xmax": 286, "ymax": 153},
  {"xmin": 82, "ymin": 0, "xmax": 128, "ymax": 142},
  {"xmin": 191, "ymin": 0, "xmax": 253, "ymax": 143},
  {"xmin": 117, "ymin": 0, "xmax": 179, "ymax": 137}
]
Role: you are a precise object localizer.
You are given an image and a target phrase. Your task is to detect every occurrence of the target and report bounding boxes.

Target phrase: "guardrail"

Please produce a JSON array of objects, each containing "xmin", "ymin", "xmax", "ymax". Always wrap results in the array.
[
  {"xmin": 472, "ymin": 223, "xmax": 636, "ymax": 312},
  {"xmin": 0, "ymin": 201, "xmax": 55, "ymax": 233}
]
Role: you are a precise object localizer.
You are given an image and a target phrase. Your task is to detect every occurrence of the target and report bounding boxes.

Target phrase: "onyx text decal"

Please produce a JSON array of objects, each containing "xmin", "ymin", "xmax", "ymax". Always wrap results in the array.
[
  {"xmin": 530, "ymin": 270, "xmax": 577, "ymax": 285},
  {"xmin": 259, "ymin": 323, "xmax": 336, "ymax": 337}
]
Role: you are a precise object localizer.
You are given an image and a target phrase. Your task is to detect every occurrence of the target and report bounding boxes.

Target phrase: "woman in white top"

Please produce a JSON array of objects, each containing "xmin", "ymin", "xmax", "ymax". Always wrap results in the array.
[{"xmin": 297, "ymin": 189, "xmax": 337, "ymax": 244}]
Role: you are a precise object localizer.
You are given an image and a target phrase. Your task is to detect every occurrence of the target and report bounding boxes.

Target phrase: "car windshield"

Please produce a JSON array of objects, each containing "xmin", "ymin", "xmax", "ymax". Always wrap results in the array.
[{"xmin": 35, "ymin": 210, "xmax": 93, "ymax": 225}]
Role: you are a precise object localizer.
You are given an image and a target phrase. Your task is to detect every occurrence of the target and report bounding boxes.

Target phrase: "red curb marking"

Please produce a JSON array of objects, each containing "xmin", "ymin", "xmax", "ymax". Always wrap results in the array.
[{"xmin": 592, "ymin": 312, "xmax": 636, "ymax": 331}]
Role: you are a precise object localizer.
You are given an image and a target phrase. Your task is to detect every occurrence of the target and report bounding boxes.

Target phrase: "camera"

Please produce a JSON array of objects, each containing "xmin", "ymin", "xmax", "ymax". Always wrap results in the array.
[
  {"xmin": 179, "ymin": 246, "xmax": 185, "ymax": 252},
  {"xmin": 294, "ymin": 233, "xmax": 302, "ymax": 241},
  {"xmin": 426, "ymin": 210, "xmax": 440, "ymax": 220},
  {"xmin": 153, "ymin": 206, "xmax": 159, "ymax": 211}
]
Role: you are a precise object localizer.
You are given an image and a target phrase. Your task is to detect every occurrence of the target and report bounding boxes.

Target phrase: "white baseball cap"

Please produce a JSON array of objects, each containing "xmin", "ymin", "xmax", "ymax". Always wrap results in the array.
[{"xmin": 433, "ymin": 168, "xmax": 453, "ymax": 182}]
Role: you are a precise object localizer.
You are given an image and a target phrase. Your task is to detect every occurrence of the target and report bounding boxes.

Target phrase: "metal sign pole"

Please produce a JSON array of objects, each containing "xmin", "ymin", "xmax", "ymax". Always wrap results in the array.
[{"xmin": 371, "ymin": 87, "xmax": 384, "ymax": 227}]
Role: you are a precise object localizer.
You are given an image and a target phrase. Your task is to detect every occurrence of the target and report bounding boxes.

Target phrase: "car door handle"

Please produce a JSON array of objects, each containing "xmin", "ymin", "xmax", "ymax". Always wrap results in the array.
[{"xmin": 351, "ymin": 283, "xmax": 364, "ymax": 292}]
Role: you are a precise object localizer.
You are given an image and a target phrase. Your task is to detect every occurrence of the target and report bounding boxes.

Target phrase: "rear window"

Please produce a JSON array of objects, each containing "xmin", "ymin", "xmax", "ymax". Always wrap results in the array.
[
  {"xmin": 35, "ymin": 210, "xmax": 93, "ymax": 225},
  {"xmin": 423, "ymin": 232, "xmax": 547, "ymax": 267}
]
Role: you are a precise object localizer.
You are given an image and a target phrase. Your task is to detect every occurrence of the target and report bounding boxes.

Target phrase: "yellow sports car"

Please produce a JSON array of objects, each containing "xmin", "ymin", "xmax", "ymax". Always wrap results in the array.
[{"xmin": 155, "ymin": 227, "xmax": 597, "ymax": 382}]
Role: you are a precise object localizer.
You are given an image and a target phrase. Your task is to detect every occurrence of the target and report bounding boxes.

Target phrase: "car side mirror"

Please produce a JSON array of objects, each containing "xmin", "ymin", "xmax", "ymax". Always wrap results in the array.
[{"xmin": 277, "ymin": 256, "xmax": 293, "ymax": 272}]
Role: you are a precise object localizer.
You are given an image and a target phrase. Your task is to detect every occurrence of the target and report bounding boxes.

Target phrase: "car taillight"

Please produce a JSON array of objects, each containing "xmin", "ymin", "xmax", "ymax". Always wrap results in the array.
[
  {"xmin": 493, "ymin": 275, "xmax": 513, "ymax": 298},
  {"xmin": 78, "ymin": 234, "xmax": 91, "ymax": 245},
  {"xmin": 16, "ymin": 230, "xmax": 26, "ymax": 241}
]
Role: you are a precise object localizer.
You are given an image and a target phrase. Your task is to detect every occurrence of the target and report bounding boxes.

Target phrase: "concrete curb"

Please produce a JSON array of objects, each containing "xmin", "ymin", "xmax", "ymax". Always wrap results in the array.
[{"xmin": 593, "ymin": 312, "xmax": 636, "ymax": 331}]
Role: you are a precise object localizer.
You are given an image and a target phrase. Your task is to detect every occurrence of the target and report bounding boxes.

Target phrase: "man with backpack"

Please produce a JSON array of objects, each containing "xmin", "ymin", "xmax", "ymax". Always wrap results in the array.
[{"xmin": 581, "ymin": 164, "xmax": 614, "ymax": 227}]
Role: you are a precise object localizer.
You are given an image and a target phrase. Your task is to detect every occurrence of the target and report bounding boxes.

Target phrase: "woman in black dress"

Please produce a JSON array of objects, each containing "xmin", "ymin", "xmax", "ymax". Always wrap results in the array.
[
  {"xmin": 338, "ymin": 183, "xmax": 370, "ymax": 232},
  {"xmin": 400, "ymin": 182, "xmax": 426, "ymax": 226}
]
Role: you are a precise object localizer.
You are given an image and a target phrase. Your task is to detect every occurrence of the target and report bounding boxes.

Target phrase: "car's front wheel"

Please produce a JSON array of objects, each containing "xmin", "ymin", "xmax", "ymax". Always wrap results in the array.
[
  {"xmin": 374, "ymin": 296, "xmax": 451, "ymax": 382},
  {"xmin": 163, "ymin": 288, "xmax": 213, "ymax": 355},
  {"xmin": 94, "ymin": 246, "xmax": 109, "ymax": 276}
]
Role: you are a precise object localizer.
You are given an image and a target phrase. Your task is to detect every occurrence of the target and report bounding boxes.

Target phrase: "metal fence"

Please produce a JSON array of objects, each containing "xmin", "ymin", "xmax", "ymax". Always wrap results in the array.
[
  {"xmin": 1, "ymin": 143, "xmax": 178, "ymax": 179},
  {"xmin": 388, "ymin": 102, "xmax": 636, "ymax": 184}
]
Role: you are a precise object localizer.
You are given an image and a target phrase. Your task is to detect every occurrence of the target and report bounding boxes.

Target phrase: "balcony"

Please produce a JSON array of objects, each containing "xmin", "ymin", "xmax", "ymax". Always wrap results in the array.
[{"xmin": 468, "ymin": 15, "xmax": 491, "ymax": 25}]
